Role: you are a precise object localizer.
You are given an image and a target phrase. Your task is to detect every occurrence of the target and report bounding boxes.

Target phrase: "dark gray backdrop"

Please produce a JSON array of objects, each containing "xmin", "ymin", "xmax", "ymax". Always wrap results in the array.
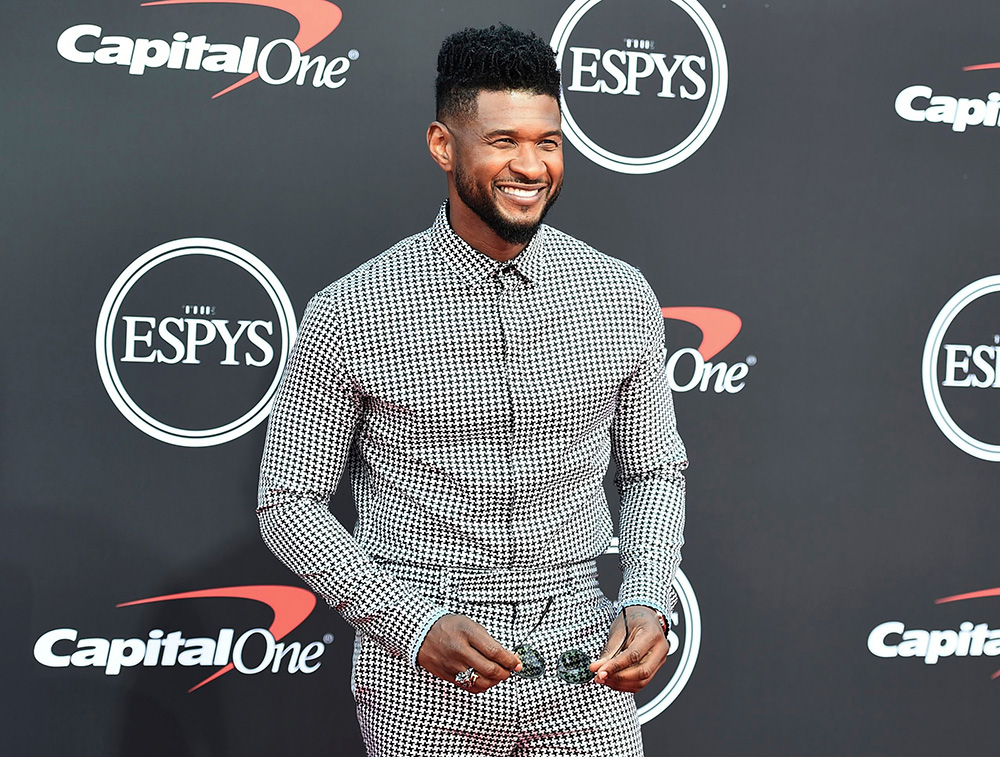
[{"xmin": 3, "ymin": 1, "xmax": 999, "ymax": 754}]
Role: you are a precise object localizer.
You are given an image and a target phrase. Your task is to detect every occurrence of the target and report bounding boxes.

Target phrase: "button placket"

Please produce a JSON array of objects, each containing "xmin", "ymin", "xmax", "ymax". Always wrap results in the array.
[{"xmin": 493, "ymin": 272, "xmax": 518, "ymax": 566}]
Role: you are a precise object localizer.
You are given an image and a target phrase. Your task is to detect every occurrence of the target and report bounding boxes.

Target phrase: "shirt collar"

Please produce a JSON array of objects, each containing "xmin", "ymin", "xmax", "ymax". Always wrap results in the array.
[{"xmin": 429, "ymin": 201, "xmax": 545, "ymax": 286}]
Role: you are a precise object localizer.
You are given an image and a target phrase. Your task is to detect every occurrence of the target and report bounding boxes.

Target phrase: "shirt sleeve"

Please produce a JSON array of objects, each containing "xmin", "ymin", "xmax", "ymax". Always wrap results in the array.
[
  {"xmin": 256, "ymin": 291, "xmax": 447, "ymax": 666},
  {"xmin": 612, "ymin": 280, "xmax": 688, "ymax": 618}
]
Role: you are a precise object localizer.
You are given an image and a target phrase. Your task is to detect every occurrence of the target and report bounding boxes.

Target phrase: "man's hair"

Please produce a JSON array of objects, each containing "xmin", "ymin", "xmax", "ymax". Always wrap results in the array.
[{"xmin": 435, "ymin": 24, "xmax": 561, "ymax": 122}]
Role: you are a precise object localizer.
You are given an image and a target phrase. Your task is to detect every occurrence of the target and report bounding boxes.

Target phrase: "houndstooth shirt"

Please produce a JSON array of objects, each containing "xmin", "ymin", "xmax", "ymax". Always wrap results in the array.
[{"xmin": 257, "ymin": 203, "xmax": 687, "ymax": 666}]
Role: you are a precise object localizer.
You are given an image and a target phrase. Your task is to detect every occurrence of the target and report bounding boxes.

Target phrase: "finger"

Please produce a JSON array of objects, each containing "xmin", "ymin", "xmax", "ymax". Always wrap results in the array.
[
  {"xmin": 460, "ymin": 646, "xmax": 515, "ymax": 685},
  {"xmin": 590, "ymin": 612, "xmax": 633, "ymax": 681},
  {"xmin": 593, "ymin": 626, "xmax": 660, "ymax": 684},
  {"xmin": 601, "ymin": 657, "xmax": 663, "ymax": 692},
  {"xmin": 452, "ymin": 671, "xmax": 500, "ymax": 693},
  {"xmin": 599, "ymin": 637, "xmax": 669, "ymax": 691},
  {"xmin": 450, "ymin": 650, "xmax": 511, "ymax": 693},
  {"xmin": 466, "ymin": 625, "xmax": 522, "ymax": 673},
  {"xmin": 589, "ymin": 613, "xmax": 627, "ymax": 671}
]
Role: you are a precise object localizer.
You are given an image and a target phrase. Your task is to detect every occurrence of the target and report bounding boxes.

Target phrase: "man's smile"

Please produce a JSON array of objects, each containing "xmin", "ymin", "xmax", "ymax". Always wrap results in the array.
[{"xmin": 496, "ymin": 183, "xmax": 548, "ymax": 206}]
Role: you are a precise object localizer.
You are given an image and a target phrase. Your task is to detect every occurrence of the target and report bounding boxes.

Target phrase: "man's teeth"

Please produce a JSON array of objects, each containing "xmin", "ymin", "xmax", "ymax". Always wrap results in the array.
[{"xmin": 500, "ymin": 186, "xmax": 541, "ymax": 197}]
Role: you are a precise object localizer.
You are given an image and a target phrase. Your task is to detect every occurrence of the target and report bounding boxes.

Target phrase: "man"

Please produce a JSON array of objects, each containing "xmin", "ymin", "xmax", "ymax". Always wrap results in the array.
[{"xmin": 258, "ymin": 24, "xmax": 687, "ymax": 757}]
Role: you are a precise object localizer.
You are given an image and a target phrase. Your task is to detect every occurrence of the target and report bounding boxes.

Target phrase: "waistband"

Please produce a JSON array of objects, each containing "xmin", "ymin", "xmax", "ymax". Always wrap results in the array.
[{"xmin": 383, "ymin": 560, "xmax": 599, "ymax": 603}]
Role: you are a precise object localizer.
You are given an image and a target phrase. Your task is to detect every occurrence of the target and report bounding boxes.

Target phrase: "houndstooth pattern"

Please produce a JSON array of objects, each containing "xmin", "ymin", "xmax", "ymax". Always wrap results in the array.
[
  {"xmin": 352, "ymin": 565, "xmax": 643, "ymax": 756},
  {"xmin": 257, "ymin": 202, "xmax": 687, "ymax": 665}
]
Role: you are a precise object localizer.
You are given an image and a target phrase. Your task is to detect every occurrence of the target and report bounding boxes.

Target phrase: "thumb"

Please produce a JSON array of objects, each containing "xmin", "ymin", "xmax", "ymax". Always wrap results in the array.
[{"xmin": 590, "ymin": 612, "xmax": 627, "ymax": 672}]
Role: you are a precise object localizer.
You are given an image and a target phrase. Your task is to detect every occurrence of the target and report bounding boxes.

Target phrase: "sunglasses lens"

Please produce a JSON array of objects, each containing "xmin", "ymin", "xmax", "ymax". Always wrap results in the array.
[
  {"xmin": 557, "ymin": 649, "xmax": 595, "ymax": 684},
  {"xmin": 513, "ymin": 644, "xmax": 545, "ymax": 679}
]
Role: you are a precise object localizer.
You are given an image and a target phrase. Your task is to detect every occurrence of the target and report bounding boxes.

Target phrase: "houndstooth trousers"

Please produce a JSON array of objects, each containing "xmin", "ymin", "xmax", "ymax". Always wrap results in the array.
[{"xmin": 351, "ymin": 560, "xmax": 643, "ymax": 757}]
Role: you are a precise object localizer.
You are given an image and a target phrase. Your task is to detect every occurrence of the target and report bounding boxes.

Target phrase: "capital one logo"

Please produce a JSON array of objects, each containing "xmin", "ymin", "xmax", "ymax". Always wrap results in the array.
[
  {"xmin": 604, "ymin": 538, "xmax": 700, "ymax": 721},
  {"xmin": 57, "ymin": 0, "xmax": 355, "ymax": 99},
  {"xmin": 662, "ymin": 306, "xmax": 753, "ymax": 393},
  {"xmin": 868, "ymin": 587, "xmax": 1000, "ymax": 678},
  {"xmin": 33, "ymin": 586, "xmax": 326, "ymax": 692},
  {"xmin": 96, "ymin": 238, "xmax": 297, "ymax": 447},
  {"xmin": 922, "ymin": 275, "xmax": 1000, "ymax": 461},
  {"xmin": 896, "ymin": 60, "xmax": 1000, "ymax": 133},
  {"xmin": 551, "ymin": 0, "xmax": 727, "ymax": 173}
]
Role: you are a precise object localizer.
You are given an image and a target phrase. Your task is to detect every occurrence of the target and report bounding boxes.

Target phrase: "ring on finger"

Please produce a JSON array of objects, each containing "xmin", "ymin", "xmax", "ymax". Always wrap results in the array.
[{"xmin": 455, "ymin": 667, "xmax": 479, "ymax": 688}]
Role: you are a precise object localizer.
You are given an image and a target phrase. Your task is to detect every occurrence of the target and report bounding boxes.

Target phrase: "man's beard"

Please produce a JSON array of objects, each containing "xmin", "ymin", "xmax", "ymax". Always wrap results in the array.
[{"xmin": 454, "ymin": 162, "xmax": 562, "ymax": 246}]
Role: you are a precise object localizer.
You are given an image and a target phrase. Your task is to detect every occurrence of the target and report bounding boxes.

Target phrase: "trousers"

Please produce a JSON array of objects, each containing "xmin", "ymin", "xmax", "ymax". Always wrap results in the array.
[{"xmin": 351, "ymin": 560, "xmax": 644, "ymax": 757}]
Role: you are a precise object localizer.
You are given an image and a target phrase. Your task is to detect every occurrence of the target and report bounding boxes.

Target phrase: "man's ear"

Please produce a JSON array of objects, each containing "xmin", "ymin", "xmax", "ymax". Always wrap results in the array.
[{"xmin": 427, "ymin": 121, "xmax": 455, "ymax": 172}]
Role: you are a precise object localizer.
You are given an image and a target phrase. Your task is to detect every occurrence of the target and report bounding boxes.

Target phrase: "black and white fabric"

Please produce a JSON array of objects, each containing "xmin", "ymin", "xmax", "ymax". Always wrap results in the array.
[
  {"xmin": 351, "ymin": 560, "xmax": 643, "ymax": 756},
  {"xmin": 257, "ymin": 202, "xmax": 687, "ymax": 752}
]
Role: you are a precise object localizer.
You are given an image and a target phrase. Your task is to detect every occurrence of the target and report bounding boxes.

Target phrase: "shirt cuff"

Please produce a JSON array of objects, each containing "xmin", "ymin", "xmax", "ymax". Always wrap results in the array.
[{"xmin": 409, "ymin": 606, "xmax": 451, "ymax": 670}]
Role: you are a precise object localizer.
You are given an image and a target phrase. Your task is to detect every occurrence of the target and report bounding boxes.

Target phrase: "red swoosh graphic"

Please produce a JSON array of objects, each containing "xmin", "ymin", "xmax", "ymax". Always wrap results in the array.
[
  {"xmin": 935, "ymin": 587, "xmax": 1000, "ymax": 604},
  {"xmin": 661, "ymin": 307, "xmax": 742, "ymax": 361},
  {"xmin": 934, "ymin": 587, "xmax": 1000, "ymax": 679},
  {"xmin": 117, "ymin": 585, "xmax": 317, "ymax": 692},
  {"xmin": 963, "ymin": 62, "xmax": 1000, "ymax": 71},
  {"xmin": 141, "ymin": 0, "xmax": 343, "ymax": 98}
]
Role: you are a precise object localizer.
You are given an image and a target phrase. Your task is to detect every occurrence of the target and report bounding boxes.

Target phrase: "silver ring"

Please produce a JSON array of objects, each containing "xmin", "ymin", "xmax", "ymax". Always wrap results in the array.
[{"xmin": 454, "ymin": 667, "xmax": 479, "ymax": 688}]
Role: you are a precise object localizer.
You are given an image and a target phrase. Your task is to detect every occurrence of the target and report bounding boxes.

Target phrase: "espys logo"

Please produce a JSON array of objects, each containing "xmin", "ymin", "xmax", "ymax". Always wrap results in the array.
[
  {"xmin": 33, "ymin": 586, "xmax": 327, "ymax": 692},
  {"xmin": 662, "ymin": 306, "xmax": 754, "ymax": 393},
  {"xmin": 96, "ymin": 237, "xmax": 297, "ymax": 447},
  {"xmin": 895, "ymin": 59, "xmax": 1000, "ymax": 132},
  {"xmin": 922, "ymin": 275, "xmax": 1000, "ymax": 461},
  {"xmin": 868, "ymin": 587, "xmax": 1000, "ymax": 678},
  {"xmin": 606, "ymin": 538, "xmax": 701, "ymax": 721},
  {"xmin": 57, "ymin": 0, "xmax": 356, "ymax": 99},
  {"xmin": 551, "ymin": 0, "xmax": 727, "ymax": 174}
]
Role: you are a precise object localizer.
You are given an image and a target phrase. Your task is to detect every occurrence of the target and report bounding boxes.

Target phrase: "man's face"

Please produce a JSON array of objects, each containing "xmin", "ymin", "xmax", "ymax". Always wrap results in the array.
[{"xmin": 449, "ymin": 90, "xmax": 564, "ymax": 246}]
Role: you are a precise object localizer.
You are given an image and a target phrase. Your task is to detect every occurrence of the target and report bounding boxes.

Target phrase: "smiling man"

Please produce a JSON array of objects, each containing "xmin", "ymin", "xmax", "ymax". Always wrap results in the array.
[
  {"xmin": 257, "ymin": 24, "xmax": 687, "ymax": 757},
  {"xmin": 435, "ymin": 86, "xmax": 563, "ymax": 256}
]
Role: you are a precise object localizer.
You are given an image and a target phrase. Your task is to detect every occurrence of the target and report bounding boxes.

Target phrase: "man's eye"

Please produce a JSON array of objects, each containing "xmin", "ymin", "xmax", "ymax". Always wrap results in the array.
[{"xmin": 493, "ymin": 138, "xmax": 516, "ymax": 146}]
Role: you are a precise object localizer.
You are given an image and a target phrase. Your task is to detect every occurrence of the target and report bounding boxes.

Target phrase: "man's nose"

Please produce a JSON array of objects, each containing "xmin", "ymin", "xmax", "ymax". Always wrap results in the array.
[{"xmin": 508, "ymin": 148, "xmax": 547, "ymax": 182}]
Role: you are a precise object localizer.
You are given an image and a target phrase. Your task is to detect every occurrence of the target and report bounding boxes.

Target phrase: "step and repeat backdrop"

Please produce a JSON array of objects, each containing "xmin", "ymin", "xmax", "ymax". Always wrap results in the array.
[{"xmin": 3, "ymin": 1, "xmax": 999, "ymax": 754}]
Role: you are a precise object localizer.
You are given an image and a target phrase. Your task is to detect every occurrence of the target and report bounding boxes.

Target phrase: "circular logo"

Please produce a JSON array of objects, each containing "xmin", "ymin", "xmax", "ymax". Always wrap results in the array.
[
  {"xmin": 922, "ymin": 275, "xmax": 1000, "ymax": 461},
  {"xmin": 96, "ymin": 238, "xmax": 297, "ymax": 447},
  {"xmin": 605, "ymin": 538, "xmax": 701, "ymax": 722},
  {"xmin": 551, "ymin": 0, "xmax": 727, "ymax": 174}
]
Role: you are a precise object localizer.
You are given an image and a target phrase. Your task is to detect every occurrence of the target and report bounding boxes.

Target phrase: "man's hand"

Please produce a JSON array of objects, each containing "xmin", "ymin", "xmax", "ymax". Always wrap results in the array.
[
  {"xmin": 416, "ymin": 614, "xmax": 522, "ymax": 693},
  {"xmin": 589, "ymin": 605, "xmax": 669, "ymax": 692}
]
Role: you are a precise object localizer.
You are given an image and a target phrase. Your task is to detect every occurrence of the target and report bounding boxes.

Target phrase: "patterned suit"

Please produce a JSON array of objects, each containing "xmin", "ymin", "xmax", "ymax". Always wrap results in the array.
[{"xmin": 258, "ymin": 203, "xmax": 687, "ymax": 755}]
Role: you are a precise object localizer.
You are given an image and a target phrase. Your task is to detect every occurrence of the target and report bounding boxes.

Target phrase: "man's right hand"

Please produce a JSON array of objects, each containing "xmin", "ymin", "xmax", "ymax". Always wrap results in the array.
[{"xmin": 416, "ymin": 614, "xmax": 522, "ymax": 693}]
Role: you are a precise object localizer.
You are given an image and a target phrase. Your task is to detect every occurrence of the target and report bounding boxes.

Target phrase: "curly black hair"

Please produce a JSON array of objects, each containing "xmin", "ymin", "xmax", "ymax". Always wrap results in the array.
[{"xmin": 435, "ymin": 24, "xmax": 561, "ymax": 122}]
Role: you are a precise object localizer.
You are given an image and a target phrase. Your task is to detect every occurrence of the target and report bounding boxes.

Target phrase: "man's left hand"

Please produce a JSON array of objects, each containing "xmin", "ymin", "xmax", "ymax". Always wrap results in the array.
[{"xmin": 589, "ymin": 605, "xmax": 669, "ymax": 692}]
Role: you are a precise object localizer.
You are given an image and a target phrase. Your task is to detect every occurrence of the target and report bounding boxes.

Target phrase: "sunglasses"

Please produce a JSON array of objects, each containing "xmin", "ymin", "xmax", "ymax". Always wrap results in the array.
[{"xmin": 511, "ymin": 597, "xmax": 629, "ymax": 684}]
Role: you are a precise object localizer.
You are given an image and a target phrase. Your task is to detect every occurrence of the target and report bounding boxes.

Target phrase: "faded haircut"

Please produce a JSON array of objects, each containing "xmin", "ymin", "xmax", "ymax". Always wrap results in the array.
[{"xmin": 435, "ymin": 24, "xmax": 561, "ymax": 122}]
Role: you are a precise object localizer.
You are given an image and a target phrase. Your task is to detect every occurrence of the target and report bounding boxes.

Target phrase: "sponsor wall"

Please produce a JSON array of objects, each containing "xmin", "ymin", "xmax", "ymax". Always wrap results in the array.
[{"xmin": 2, "ymin": 0, "xmax": 998, "ymax": 754}]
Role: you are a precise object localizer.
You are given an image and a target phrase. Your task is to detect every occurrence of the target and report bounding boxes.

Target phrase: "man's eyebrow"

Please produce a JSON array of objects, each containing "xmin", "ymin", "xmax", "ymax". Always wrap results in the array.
[{"xmin": 482, "ymin": 128, "xmax": 564, "ymax": 138}]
